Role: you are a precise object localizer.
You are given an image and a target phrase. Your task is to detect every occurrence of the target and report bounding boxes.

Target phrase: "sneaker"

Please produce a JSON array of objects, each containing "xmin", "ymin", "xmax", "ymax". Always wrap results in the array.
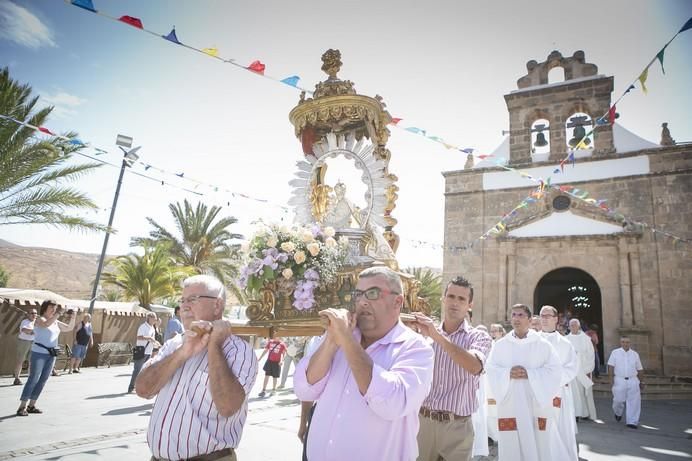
[
  {"xmin": 73, "ymin": 369, "xmax": 80, "ymax": 374},
  {"xmin": 258, "ymin": 391, "xmax": 266, "ymax": 398},
  {"xmin": 16, "ymin": 408, "xmax": 28, "ymax": 417},
  {"xmin": 13, "ymin": 378, "xmax": 21, "ymax": 386},
  {"xmin": 27, "ymin": 406, "xmax": 42, "ymax": 414},
  {"xmin": 626, "ymin": 424, "xmax": 638, "ymax": 429}
]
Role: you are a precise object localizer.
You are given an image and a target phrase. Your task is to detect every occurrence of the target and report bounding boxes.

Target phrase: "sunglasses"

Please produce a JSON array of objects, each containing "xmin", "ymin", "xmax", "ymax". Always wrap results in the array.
[{"xmin": 351, "ymin": 287, "xmax": 400, "ymax": 302}]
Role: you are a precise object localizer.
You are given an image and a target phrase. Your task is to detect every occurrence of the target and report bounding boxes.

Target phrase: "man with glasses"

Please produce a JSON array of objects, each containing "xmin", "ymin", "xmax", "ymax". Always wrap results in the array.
[
  {"xmin": 486, "ymin": 304, "xmax": 563, "ymax": 460},
  {"xmin": 412, "ymin": 276, "xmax": 492, "ymax": 461},
  {"xmin": 14, "ymin": 309, "xmax": 37, "ymax": 385},
  {"xmin": 294, "ymin": 266, "xmax": 434, "ymax": 461},
  {"xmin": 135, "ymin": 275, "xmax": 257, "ymax": 461},
  {"xmin": 539, "ymin": 305, "xmax": 579, "ymax": 460}
]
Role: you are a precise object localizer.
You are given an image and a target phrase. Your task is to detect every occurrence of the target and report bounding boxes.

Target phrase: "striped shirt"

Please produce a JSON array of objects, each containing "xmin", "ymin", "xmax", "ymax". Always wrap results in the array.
[
  {"xmin": 421, "ymin": 320, "xmax": 492, "ymax": 416},
  {"xmin": 144, "ymin": 334, "xmax": 258, "ymax": 460}
]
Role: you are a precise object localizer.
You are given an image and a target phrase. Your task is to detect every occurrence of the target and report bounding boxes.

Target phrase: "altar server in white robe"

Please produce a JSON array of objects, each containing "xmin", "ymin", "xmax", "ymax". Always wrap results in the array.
[
  {"xmin": 486, "ymin": 324, "xmax": 506, "ymax": 445},
  {"xmin": 471, "ymin": 326, "xmax": 489, "ymax": 458},
  {"xmin": 539, "ymin": 305, "xmax": 580, "ymax": 461},
  {"xmin": 566, "ymin": 319, "xmax": 598, "ymax": 420},
  {"xmin": 486, "ymin": 304, "xmax": 566, "ymax": 461}
]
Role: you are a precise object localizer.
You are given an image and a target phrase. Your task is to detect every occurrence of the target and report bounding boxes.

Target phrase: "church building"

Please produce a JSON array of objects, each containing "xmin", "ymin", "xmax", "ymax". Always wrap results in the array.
[{"xmin": 442, "ymin": 50, "xmax": 691, "ymax": 376}]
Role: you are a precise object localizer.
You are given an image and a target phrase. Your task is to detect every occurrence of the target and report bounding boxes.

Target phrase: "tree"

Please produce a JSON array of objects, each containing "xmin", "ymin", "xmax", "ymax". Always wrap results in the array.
[
  {"xmin": 403, "ymin": 267, "xmax": 442, "ymax": 318},
  {"xmin": 100, "ymin": 289, "xmax": 123, "ymax": 302},
  {"xmin": 0, "ymin": 67, "xmax": 105, "ymax": 231},
  {"xmin": 131, "ymin": 199, "xmax": 244, "ymax": 302},
  {"xmin": 0, "ymin": 264, "xmax": 9, "ymax": 287},
  {"xmin": 101, "ymin": 244, "xmax": 194, "ymax": 309}
]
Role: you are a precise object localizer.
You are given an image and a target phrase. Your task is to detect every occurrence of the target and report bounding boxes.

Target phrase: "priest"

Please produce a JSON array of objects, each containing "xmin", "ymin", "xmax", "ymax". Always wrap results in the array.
[
  {"xmin": 486, "ymin": 304, "xmax": 565, "ymax": 460},
  {"xmin": 566, "ymin": 319, "xmax": 598, "ymax": 421},
  {"xmin": 539, "ymin": 305, "xmax": 580, "ymax": 461}
]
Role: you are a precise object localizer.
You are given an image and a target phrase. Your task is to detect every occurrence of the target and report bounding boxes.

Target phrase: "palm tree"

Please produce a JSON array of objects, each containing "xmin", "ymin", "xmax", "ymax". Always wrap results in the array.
[
  {"xmin": 0, "ymin": 67, "xmax": 105, "ymax": 231},
  {"xmin": 131, "ymin": 199, "xmax": 244, "ymax": 301},
  {"xmin": 403, "ymin": 267, "xmax": 442, "ymax": 318},
  {"xmin": 0, "ymin": 264, "xmax": 9, "ymax": 287},
  {"xmin": 101, "ymin": 244, "xmax": 194, "ymax": 309},
  {"xmin": 100, "ymin": 289, "xmax": 123, "ymax": 302}
]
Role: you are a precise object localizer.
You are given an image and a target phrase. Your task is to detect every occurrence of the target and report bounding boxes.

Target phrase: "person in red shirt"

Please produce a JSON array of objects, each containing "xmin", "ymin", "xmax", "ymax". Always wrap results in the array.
[{"xmin": 258, "ymin": 334, "xmax": 287, "ymax": 397}]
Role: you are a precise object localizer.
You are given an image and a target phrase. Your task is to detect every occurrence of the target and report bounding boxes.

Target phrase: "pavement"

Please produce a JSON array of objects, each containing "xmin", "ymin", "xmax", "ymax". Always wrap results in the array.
[{"xmin": 1, "ymin": 363, "xmax": 691, "ymax": 461}]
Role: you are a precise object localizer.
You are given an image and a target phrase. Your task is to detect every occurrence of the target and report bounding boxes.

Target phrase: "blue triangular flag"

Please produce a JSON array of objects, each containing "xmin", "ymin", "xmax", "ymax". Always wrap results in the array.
[
  {"xmin": 175, "ymin": 172, "xmax": 184, "ymax": 178},
  {"xmin": 405, "ymin": 127, "xmax": 426, "ymax": 135},
  {"xmin": 679, "ymin": 17, "xmax": 692, "ymax": 33},
  {"xmin": 460, "ymin": 148, "xmax": 474, "ymax": 154},
  {"xmin": 553, "ymin": 168, "xmax": 560, "ymax": 174},
  {"xmin": 280, "ymin": 76, "xmax": 300, "ymax": 87},
  {"xmin": 69, "ymin": 138, "xmax": 84, "ymax": 146},
  {"xmin": 625, "ymin": 84, "xmax": 636, "ymax": 94},
  {"xmin": 568, "ymin": 152, "xmax": 575, "ymax": 166},
  {"xmin": 71, "ymin": 0, "xmax": 96, "ymax": 12},
  {"xmin": 162, "ymin": 28, "xmax": 181, "ymax": 45}
]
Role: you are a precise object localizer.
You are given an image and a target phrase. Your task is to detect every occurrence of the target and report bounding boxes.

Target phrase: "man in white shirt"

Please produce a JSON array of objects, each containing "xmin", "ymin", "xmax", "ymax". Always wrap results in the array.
[
  {"xmin": 14, "ymin": 309, "xmax": 37, "ymax": 385},
  {"xmin": 566, "ymin": 319, "xmax": 597, "ymax": 421},
  {"xmin": 127, "ymin": 312, "xmax": 160, "ymax": 394},
  {"xmin": 607, "ymin": 336, "xmax": 644, "ymax": 429}
]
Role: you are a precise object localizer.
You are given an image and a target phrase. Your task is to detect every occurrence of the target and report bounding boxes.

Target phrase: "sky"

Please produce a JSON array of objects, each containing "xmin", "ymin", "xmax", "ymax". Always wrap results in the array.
[{"xmin": 0, "ymin": 0, "xmax": 690, "ymax": 270}]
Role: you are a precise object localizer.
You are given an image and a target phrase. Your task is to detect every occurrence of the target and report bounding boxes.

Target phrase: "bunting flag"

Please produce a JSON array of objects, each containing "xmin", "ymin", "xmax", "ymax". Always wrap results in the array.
[
  {"xmin": 460, "ymin": 148, "xmax": 474, "ymax": 154},
  {"xmin": 427, "ymin": 136, "xmax": 444, "ymax": 142},
  {"xmin": 71, "ymin": 0, "xmax": 96, "ymax": 12},
  {"xmin": 608, "ymin": 105, "xmax": 617, "ymax": 125},
  {"xmin": 638, "ymin": 67, "xmax": 649, "ymax": 94},
  {"xmin": 69, "ymin": 138, "xmax": 84, "ymax": 146},
  {"xmin": 38, "ymin": 126, "xmax": 54, "ymax": 135},
  {"xmin": 624, "ymin": 84, "xmax": 636, "ymax": 94},
  {"xmin": 656, "ymin": 48, "xmax": 666, "ymax": 74},
  {"xmin": 119, "ymin": 15, "xmax": 143, "ymax": 29},
  {"xmin": 390, "ymin": 118, "xmax": 402, "ymax": 125},
  {"xmin": 405, "ymin": 127, "xmax": 426, "ymax": 135},
  {"xmin": 559, "ymin": 158, "xmax": 566, "ymax": 173},
  {"xmin": 679, "ymin": 17, "xmax": 692, "ymax": 33},
  {"xmin": 247, "ymin": 60, "xmax": 266, "ymax": 75},
  {"xmin": 202, "ymin": 47, "xmax": 218, "ymax": 57},
  {"xmin": 280, "ymin": 76, "xmax": 300, "ymax": 87},
  {"xmin": 162, "ymin": 28, "xmax": 181, "ymax": 45},
  {"xmin": 568, "ymin": 152, "xmax": 575, "ymax": 166},
  {"xmin": 553, "ymin": 168, "xmax": 560, "ymax": 174}
]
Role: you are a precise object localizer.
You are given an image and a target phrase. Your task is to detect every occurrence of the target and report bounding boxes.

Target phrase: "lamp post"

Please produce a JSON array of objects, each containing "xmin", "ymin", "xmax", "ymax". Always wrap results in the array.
[{"xmin": 88, "ymin": 135, "xmax": 141, "ymax": 314}]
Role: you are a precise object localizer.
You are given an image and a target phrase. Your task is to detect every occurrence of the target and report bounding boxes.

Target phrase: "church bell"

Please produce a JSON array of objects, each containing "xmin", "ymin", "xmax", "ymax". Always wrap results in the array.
[
  {"xmin": 569, "ymin": 125, "xmax": 591, "ymax": 148},
  {"xmin": 534, "ymin": 131, "xmax": 548, "ymax": 147}
]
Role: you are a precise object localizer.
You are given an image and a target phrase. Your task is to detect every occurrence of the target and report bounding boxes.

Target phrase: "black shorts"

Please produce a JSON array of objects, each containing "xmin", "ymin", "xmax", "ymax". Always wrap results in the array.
[{"xmin": 263, "ymin": 359, "xmax": 281, "ymax": 378}]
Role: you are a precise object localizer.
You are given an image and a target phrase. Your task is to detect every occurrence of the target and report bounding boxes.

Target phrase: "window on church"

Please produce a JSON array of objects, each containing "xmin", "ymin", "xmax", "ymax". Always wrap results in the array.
[
  {"xmin": 566, "ymin": 113, "xmax": 594, "ymax": 151},
  {"xmin": 531, "ymin": 119, "xmax": 550, "ymax": 158},
  {"xmin": 548, "ymin": 66, "xmax": 565, "ymax": 84}
]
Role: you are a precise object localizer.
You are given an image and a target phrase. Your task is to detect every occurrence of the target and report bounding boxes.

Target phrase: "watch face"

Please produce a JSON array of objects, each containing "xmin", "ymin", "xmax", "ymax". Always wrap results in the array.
[{"xmin": 552, "ymin": 195, "xmax": 571, "ymax": 211}]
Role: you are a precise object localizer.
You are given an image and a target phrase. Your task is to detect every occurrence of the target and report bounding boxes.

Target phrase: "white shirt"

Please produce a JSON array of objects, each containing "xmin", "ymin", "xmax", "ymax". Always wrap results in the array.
[
  {"xmin": 137, "ymin": 322, "xmax": 156, "ymax": 355},
  {"xmin": 607, "ymin": 348, "xmax": 643, "ymax": 378},
  {"xmin": 144, "ymin": 334, "xmax": 258, "ymax": 460},
  {"xmin": 18, "ymin": 319, "xmax": 35, "ymax": 341}
]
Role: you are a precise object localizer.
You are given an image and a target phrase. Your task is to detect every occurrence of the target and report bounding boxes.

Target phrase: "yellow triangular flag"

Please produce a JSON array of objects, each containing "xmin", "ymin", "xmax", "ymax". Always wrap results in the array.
[
  {"xmin": 202, "ymin": 47, "xmax": 218, "ymax": 57},
  {"xmin": 638, "ymin": 67, "xmax": 649, "ymax": 94}
]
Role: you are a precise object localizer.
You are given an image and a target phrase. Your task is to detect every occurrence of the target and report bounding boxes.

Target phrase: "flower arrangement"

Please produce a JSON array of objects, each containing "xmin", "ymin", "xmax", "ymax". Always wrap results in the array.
[{"xmin": 239, "ymin": 224, "xmax": 349, "ymax": 310}]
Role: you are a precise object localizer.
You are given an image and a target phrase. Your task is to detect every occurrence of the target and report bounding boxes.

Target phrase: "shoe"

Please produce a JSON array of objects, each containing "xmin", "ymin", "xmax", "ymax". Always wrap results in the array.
[
  {"xmin": 51, "ymin": 370, "xmax": 58, "ymax": 376},
  {"xmin": 26, "ymin": 406, "xmax": 42, "ymax": 414},
  {"xmin": 277, "ymin": 385, "xmax": 284, "ymax": 389},
  {"xmin": 258, "ymin": 391, "xmax": 266, "ymax": 398},
  {"xmin": 16, "ymin": 408, "xmax": 28, "ymax": 417},
  {"xmin": 614, "ymin": 413, "xmax": 622, "ymax": 422},
  {"xmin": 68, "ymin": 370, "xmax": 73, "ymax": 374},
  {"xmin": 626, "ymin": 424, "xmax": 638, "ymax": 429},
  {"xmin": 13, "ymin": 378, "xmax": 21, "ymax": 385},
  {"xmin": 73, "ymin": 369, "xmax": 80, "ymax": 373},
  {"xmin": 127, "ymin": 389, "xmax": 134, "ymax": 394}
]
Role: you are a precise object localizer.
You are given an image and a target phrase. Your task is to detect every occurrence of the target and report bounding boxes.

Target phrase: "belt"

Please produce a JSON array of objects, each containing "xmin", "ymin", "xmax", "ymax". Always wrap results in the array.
[
  {"xmin": 151, "ymin": 448, "xmax": 234, "ymax": 461},
  {"xmin": 419, "ymin": 407, "xmax": 469, "ymax": 422},
  {"xmin": 617, "ymin": 376, "xmax": 635, "ymax": 380}
]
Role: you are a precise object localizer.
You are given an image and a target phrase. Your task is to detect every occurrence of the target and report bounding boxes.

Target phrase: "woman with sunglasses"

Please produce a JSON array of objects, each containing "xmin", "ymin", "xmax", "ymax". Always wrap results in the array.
[{"xmin": 16, "ymin": 300, "xmax": 76, "ymax": 416}]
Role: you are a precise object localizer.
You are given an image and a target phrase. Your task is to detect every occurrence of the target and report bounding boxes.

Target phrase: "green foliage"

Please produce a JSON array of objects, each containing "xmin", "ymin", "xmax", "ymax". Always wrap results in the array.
[
  {"xmin": 101, "ymin": 244, "xmax": 195, "ymax": 309},
  {"xmin": 0, "ymin": 264, "xmax": 9, "ymax": 287},
  {"xmin": 131, "ymin": 199, "xmax": 245, "ymax": 303},
  {"xmin": 403, "ymin": 267, "xmax": 442, "ymax": 318},
  {"xmin": 0, "ymin": 67, "xmax": 105, "ymax": 231}
]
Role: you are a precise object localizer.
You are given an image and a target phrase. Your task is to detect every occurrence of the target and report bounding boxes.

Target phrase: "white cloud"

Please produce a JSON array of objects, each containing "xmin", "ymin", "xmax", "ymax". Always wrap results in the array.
[
  {"xmin": 0, "ymin": 1, "xmax": 56, "ymax": 49},
  {"xmin": 38, "ymin": 90, "xmax": 87, "ymax": 119}
]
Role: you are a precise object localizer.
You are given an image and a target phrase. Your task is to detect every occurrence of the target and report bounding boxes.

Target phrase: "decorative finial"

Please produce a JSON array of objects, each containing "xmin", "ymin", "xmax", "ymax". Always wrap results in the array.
[
  {"xmin": 660, "ymin": 122, "xmax": 676, "ymax": 146},
  {"xmin": 321, "ymin": 49, "xmax": 342, "ymax": 79}
]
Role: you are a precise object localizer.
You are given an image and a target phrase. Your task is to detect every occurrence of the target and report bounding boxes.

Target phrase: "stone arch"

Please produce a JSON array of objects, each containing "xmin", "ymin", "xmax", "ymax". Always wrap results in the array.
[{"xmin": 548, "ymin": 66, "xmax": 565, "ymax": 84}]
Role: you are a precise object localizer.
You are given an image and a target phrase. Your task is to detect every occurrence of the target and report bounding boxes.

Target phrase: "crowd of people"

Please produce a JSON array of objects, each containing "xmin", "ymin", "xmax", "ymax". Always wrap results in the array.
[{"xmin": 11, "ymin": 269, "xmax": 645, "ymax": 461}]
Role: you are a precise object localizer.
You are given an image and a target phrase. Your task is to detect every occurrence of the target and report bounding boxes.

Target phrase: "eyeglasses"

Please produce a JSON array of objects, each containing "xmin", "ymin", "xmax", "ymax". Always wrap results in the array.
[
  {"xmin": 180, "ymin": 295, "xmax": 218, "ymax": 305},
  {"xmin": 511, "ymin": 312, "xmax": 529, "ymax": 318},
  {"xmin": 540, "ymin": 314, "xmax": 556, "ymax": 319},
  {"xmin": 351, "ymin": 287, "xmax": 400, "ymax": 302}
]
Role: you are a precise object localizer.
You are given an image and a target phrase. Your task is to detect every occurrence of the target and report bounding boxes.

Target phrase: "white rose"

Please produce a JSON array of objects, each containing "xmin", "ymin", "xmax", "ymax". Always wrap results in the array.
[
  {"xmin": 323, "ymin": 226, "xmax": 336, "ymax": 237},
  {"xmin": 294, "ymin": 250, "xmax": 306, "ymax": 264},
  {"xmin": 307, "ymin": 242, "xmax": 320, "ymax": 257},
  {"xmin": 282, "ymin": 268, "xmax": 293, "ymax": 279},
  {"xmin": 281, "ymin": 241, "xmax": 296, "ymax": 252},
  {"xmin": 301, "ymin": 229, "xmax": 315, "ymax": 243},
  {"xmin": 266, "ymin": 236, "xmax": 278, "ymax": 248},
  {"xmin": 325, "ymin": 237, "xmax": 337, "ymax": 248}
]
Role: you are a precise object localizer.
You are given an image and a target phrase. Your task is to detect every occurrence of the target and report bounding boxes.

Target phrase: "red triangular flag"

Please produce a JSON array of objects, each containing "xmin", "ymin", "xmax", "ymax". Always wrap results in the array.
[
  {"xmin": 390, "ymin": 117, "xmax": 402, "ymax": 125},
  {"xmin": 247, "ymin": 60, "xmax": 265, "ymax": 75},
  {"xmin": 119, "ymin": 15, "xmax": 143, "ymax": 29},
  {"xmin": 608, "ymin": 105, "xmax": 616, "ymax": 125},
  {"xmin": 38, "ymin": 126, "xmax": 54, "ymax": 135}
]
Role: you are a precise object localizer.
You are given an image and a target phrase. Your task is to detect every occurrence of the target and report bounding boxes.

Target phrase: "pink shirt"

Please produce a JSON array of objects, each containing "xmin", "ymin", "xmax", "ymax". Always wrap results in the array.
[
  {"xmin": 294, "ymin": 322, "xmax": 434, "ymax": 461},
  {"xmin": 144, "ymin": 335, "xmax": 258, "ymax": 460},
  {"xmin": 421, "ymin": 320, "xmax": 492, "ymax": 416}
]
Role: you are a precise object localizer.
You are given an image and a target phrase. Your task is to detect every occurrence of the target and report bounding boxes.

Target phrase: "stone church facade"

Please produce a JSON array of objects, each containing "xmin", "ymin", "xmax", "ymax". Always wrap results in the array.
[{"xmin": 443, "ymin": 51, "xmax": 691, "ymax": 376}]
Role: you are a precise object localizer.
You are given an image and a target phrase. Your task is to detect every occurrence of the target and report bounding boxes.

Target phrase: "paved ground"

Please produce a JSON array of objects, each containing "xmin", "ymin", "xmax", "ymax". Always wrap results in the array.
[{"xmin": 1, "ymin": 363, "xmax": 691, "ymax": 461}]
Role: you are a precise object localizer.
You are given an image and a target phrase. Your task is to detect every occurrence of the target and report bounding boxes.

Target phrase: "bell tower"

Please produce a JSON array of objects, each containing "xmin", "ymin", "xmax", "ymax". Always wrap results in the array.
[{"xmin": 504, "ymin": 50, "xmax": 615, "ymax": 165}]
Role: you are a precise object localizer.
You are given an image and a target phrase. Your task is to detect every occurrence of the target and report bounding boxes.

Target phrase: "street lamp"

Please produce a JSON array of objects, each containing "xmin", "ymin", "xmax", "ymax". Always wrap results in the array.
[{"xmin": 88, "ymin": 135, "xmax": 141, "ymax": 314}]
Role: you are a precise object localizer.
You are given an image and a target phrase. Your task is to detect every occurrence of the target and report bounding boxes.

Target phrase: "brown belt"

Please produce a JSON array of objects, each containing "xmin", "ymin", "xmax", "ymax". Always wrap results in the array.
[
  {"xmin": 419, "ymin": 407, "xmax": 469, "ymax": 422},
  {"xmin": 151, "ymin": 448, "xmax": 234, "ymax": 461}
]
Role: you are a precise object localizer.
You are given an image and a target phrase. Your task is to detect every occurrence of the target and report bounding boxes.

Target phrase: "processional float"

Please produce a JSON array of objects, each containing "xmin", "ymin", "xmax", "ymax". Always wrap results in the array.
[{"xmin": 234, "ymin": 50, "xmax": 430, "ymax": 338}]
